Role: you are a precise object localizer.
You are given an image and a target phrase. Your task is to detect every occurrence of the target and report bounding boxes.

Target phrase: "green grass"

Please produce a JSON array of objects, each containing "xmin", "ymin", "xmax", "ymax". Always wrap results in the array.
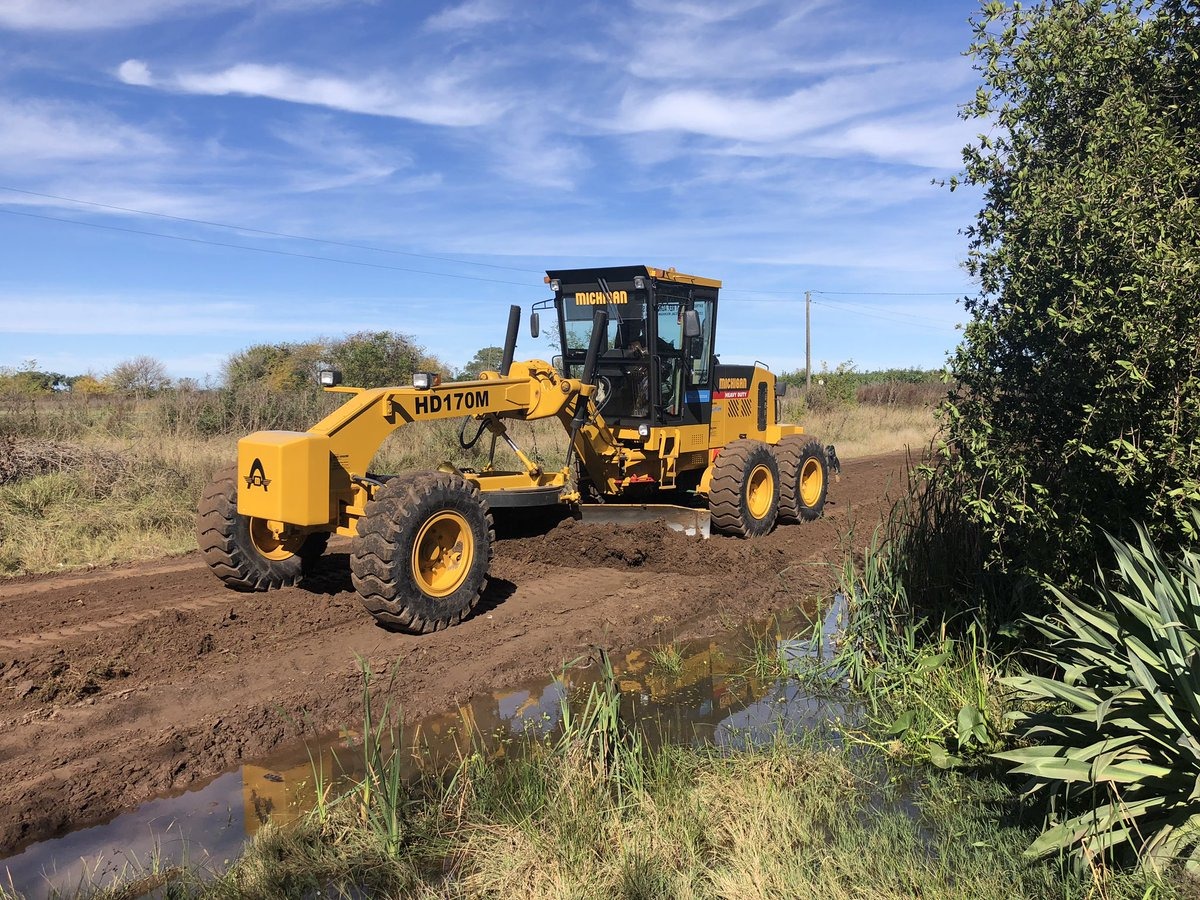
[
  {"xmin": 647, "ymin": 641, "xmax": 684, "ymax": 676},
  {"xmin": 13, "ymin": 656, "xmax": 1192, "ymax": 900}
]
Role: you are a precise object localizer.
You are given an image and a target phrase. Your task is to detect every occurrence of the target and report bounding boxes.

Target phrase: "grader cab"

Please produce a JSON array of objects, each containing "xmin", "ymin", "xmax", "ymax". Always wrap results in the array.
[{"xmin": 196, "ymin": 265, "xmax": 829, "ymax": 633}]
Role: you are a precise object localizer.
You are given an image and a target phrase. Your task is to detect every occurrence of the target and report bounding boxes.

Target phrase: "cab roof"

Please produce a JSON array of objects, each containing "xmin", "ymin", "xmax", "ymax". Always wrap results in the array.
[{"xmin": 544, "ymin": 265, "xmax": 721, "ymax": 290}]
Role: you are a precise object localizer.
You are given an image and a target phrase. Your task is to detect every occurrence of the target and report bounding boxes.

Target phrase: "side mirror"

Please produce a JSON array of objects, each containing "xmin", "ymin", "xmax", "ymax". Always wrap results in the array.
[
  {"xmin": 530, "ymin": 311, "xmax": 540, "ymax": 339},
  {"xmin": 683, "ymin": 309, "xmax": 701, "ymax": 338},
  {"xmin": 551, "ymin": 354, "xmax": 564, "ymax": 374}
]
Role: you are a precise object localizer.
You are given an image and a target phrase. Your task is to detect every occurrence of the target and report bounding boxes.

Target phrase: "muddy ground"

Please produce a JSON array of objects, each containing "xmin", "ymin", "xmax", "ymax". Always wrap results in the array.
[{"xmin": 0, "ymin": 452, "xmax": 908, "ymax": 853}]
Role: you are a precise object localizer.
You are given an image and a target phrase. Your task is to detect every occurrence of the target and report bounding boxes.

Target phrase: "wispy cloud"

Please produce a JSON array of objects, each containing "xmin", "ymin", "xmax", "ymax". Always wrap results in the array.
[
  {"xmin": 626, "ymin": 0, "xmax": 781, "ymax": 26},
  {"xmin": 119, "ymin": 59, "xmax": 508, "ymax": 127},
  {"xmin": 0, "ymin": 0, "xmax": 246, "ymax": 31},
  {"xmin": 613, "ymin": 58, "xmax": 971, "ymax": 144},
  {"xmin": 0, "ymin": 100, "xmax": 169, "ymax": 164},
  {"xmin": 424, "ymin": 0, "xmax": 508, "ymax": 32},
  {"xmin": 0, "ymin": 0, "xmax": 358, "ymax": 31}
]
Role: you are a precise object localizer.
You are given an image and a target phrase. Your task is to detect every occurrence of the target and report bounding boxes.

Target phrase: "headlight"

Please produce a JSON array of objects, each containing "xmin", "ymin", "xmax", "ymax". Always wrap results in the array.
[
  {"xmin": 637, "ymin": 423, "xmax": 651, "ymax": 441},
  {"xmin": 318, "ymin": 369, "xmax": 342, "ymax": 387},
  {"xmin": 412, "ymin": 372, "xmax": 438, "ymax": 390}
]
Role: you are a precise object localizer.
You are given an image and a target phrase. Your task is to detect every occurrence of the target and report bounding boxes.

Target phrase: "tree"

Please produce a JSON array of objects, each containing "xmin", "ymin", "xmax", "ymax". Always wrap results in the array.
[
  {"xmin": 68, "ymin": 374, "xmax": 110, "ymax": 395},
  {"xmin": 326, "ymin": 331, "xmax": 424, "ymax": 388},
  {"xmin": 945, "ymin": 0, "xmax": 1200, "ymax": 591},
  {"xmin": 105, "ymin": 356, "xmax": 171, "ymax": 396},
  {"xmin": 222, "ymin": 341, "xmax": 323, "ymax": 391},
  {"xmin": 458, "ymin": 346, "xmax": 505, "ymax": 380},
  {"xmin": 0, "ymin": 366, "xmax": 68, "ymax": 394}
]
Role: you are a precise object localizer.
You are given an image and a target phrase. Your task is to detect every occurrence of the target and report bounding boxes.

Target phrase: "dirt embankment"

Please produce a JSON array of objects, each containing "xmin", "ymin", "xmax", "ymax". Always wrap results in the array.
[{"xmin": 0, "ymin": 452, "xmax": 909, "ymax": 853}]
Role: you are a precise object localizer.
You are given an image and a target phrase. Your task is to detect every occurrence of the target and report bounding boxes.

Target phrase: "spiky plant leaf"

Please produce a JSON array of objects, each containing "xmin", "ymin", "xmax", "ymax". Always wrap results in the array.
[{"xmin": 998, "ymin": 514, "xmax": 1200, "ymax": 869}]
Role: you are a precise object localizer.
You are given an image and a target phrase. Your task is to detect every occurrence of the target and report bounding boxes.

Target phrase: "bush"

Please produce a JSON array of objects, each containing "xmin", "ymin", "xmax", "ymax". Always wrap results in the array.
[{"xmin": 945, "ymin": 0, "xmax": 1200, "ymax": 592}]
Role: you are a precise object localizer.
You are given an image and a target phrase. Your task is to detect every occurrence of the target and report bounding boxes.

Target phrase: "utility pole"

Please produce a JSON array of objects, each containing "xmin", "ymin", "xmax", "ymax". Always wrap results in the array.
[{"xmin": 805, "ymin": 290, "xmax": 812, "ymax": 393}]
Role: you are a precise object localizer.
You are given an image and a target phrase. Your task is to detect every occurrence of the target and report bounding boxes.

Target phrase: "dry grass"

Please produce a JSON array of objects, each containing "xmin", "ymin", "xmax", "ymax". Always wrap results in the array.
[
  {"xmin": 0, "ymin": 393, "xmax": 936, "ymax": 576},
  {"xmin": 797, "ymin": 401, "xmax": 937, "ymax": 460}
]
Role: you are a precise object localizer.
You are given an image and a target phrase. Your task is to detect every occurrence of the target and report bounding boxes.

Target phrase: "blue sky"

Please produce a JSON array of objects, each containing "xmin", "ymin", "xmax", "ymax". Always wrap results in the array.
[{"xmin": 0, "ymin": 0, "xmax": 985, "ymax": 382}]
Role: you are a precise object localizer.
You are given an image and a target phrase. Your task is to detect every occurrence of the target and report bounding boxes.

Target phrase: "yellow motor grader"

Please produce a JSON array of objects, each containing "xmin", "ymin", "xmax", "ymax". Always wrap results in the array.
[{"xmin": 196, "ymin": 265, "xmax": 828, "ymax": 632}]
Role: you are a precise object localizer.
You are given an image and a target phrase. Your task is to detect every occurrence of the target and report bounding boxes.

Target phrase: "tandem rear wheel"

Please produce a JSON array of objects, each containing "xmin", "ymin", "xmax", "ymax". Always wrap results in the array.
[
  {"xmin": 708, "ymin": 439, "xmax": 780, "ymax": 538},
  {"xmin": 351, "ymin": 471, "xmax": 495, "ymax": 633},
  {"xmin": 773, "ymin": 435, "xmax": 829, "ymax": 523}
]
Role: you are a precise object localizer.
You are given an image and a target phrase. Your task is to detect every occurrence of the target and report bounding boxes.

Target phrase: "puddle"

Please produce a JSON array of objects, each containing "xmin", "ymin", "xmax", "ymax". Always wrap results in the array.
[{"xmin": 2, "ymin": 598, "xmax": 849, "ymax": 899}]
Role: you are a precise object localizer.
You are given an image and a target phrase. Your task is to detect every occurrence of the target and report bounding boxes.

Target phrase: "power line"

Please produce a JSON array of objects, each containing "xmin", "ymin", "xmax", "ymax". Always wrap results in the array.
[
  {"xmin": 0, "ymin": 207, "xmax": 540, "ymax": 288},
  {"xmin": 724, "ymin": 286, "xmax": 965, "ymax": 297},
  {"xmin": 814, "ymin": 295, "xmax": 954, "ymax": 326},
  {"xmin": 0, "ymin": 185, "xmax": 543, "ymax": 275},
  {"xmin": 809, "ymin": 298, "xmax": 953, "ymax": 331},
  {"xmin": 813, "ymin": 289, "xmax": 964, "ymax": 297}
]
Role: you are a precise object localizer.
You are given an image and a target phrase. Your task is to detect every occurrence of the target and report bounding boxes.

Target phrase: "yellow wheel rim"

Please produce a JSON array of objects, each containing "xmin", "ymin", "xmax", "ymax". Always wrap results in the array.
[
  {"xmin": 249, "ymin": 518, "xmax": 304, "ymax": 560},
  {"xmin": 800, "ymin": 458, "xmax": 824, "ymax": 507},
  {"xmin": 746, "ymin": 464, "xmax": 774, "ymax": 520},
  {"xmin": 412, "ymin": 511, "xmax": 473, "ymax": 598}
]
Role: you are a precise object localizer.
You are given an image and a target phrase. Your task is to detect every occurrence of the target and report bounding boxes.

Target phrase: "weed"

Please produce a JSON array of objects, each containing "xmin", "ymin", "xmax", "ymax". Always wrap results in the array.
[{"xmin": 648, "ymin": 641, "xmax": 683, "ymax": 676}]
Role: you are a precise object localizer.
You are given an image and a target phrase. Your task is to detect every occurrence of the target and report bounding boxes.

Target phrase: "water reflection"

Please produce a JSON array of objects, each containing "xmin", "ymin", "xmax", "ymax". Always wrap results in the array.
[{"xmin": 2, "ymin": 600, "xmax": 850, "ymax": 899}]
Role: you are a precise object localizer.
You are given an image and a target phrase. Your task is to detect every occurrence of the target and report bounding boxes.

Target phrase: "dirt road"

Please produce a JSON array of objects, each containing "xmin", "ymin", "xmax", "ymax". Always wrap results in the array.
[{"xmin": 0, "ymin": 452, "xmax": 908, "ymax": 853}]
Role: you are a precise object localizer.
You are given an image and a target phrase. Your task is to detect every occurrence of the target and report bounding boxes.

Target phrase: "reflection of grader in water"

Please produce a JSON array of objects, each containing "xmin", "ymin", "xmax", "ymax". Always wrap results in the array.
[{"xmin": 238, "ymin": 629, "xmax": 802, "ymax": 836}]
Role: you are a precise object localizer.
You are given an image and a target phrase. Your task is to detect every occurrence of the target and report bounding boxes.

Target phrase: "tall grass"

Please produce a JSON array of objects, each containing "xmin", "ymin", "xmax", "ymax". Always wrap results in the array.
[
  {"xmin": 0, "ymin": 389, "xmax": 935, "ymax": 576},
  {"xmin": 15, "ymin": 655, "xmax": 1182, "ymax": 900}
]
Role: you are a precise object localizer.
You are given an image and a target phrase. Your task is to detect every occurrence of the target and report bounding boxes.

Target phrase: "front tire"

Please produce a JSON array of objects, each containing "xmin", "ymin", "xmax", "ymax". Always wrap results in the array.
[
  {"xmin": 196, "ymin": 465, "xmax": 329, "ymax": 591},
  {"xmin": 774, "ymin": 436, "xmax": 828, "ymax": 523},
  {"xmin": 708, "ymin": 440, "xmax": 780, "ymax": 538},
  {"xmin": 351, "ymin": 472, "xmax": 494, "ymax": 633}
]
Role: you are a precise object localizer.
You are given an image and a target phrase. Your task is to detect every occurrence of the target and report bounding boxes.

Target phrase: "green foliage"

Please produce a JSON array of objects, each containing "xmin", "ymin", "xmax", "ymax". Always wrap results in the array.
[
  {"xmin": 222, "ymin": 341, "xmax": 322, "ymax": 392},
  {"xmin": 327, "ymin": 331, "xmax": 424, "ymax": 389},
  {"xmin": 0, "ymin": 366, "xmax": 68, "ymax": 395},
  {"xmin": 947, "ymin": 0, "xmax": 1200, "ymax": 591},
  {"xmin": 222, "ymin": 331, "xmax": 429, "ymax": 392},
  {"xmin": 458, "ymin": 345, "xmax": 505, "ymax": 380},
  {"xmin": 998, "ymin": 513, "xmax": 1200, "ymax": 871},
  {"xmin": 836, "ymin": 515, "xmax": 1006, "ymax": 769}
]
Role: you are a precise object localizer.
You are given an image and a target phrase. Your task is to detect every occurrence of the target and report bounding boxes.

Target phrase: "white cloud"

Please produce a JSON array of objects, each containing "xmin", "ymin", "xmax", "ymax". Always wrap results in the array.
[
  {"xmin": 425, "ymin": 0, "xmax": 507, "ymax": 32},
  {"xmin": 116, "ymin": 59, "xmax": 153, "ymax": 86},
  {"xmin": 122, "ymin": 61, "xmax": 507, "ymax": 127},
  {"xmin": 0, "ymin": 0, "xmax": 246, "ymax": 31},
  {"xmin": 614, "ymin": 59, "xmax": 971, "ymax": 143},
  {"xmin": 627, "ymin": 0, "xmax": 780, "ymax": 26},
  {"xmin": 0, "ymin": 100, "xmax": 168, "ymax": 163},
  {"xmin": 268, "ymin": 117, "xmax": 413, "ymax": 192},
  {"xmin": 807, "ymin": 112, "xmax": 976, "ymax": 170}
]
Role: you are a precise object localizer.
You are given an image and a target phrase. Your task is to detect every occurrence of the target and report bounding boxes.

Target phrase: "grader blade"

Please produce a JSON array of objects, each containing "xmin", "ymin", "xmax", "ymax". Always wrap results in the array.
[{"xmin": 578, "ymin": 503, "xmax": 710, "ymax": 539}]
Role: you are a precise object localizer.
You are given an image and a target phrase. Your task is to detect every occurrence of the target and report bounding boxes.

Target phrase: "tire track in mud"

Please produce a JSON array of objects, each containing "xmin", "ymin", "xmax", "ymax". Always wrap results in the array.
[
  {"xmin": 0, "ymin": 594, "xmax": 245, "ymax": 650},
  {"xmin": 0, "ymin": 558, "xmax": 199, "ymax": 600}
]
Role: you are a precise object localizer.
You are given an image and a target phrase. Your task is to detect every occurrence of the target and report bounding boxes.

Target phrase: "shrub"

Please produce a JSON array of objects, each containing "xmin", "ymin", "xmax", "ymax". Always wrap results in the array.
[{"xmin": 945, "ymin": 0, "xmax": 1200, "ymax": 592}]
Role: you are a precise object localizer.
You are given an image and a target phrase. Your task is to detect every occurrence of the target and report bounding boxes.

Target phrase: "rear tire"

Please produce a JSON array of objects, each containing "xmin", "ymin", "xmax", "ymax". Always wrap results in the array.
[
  {"xmin": 196, "ymin": 465, "xmax": 329, "ymax": 591},
  {"xmin": 351, "ymin": 472, "xmax": 494, "ymax": 633},
  {"xmin": 708, "ymin": 439, "xmax": 779, "ymax": 538},
  {"xmin": 774, "ymin": 436, "xmax": 828, "ymax": 523}
]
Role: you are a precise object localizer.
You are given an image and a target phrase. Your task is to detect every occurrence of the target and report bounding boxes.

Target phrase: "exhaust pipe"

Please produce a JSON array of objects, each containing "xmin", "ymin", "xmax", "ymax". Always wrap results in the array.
[
  {"xmin": 500, "ymin": 304, "xmax": 521, "ymax": 376},
  {"xmin": 572, "ymin": 309, "xmax": 608, "ymax": 431}
]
